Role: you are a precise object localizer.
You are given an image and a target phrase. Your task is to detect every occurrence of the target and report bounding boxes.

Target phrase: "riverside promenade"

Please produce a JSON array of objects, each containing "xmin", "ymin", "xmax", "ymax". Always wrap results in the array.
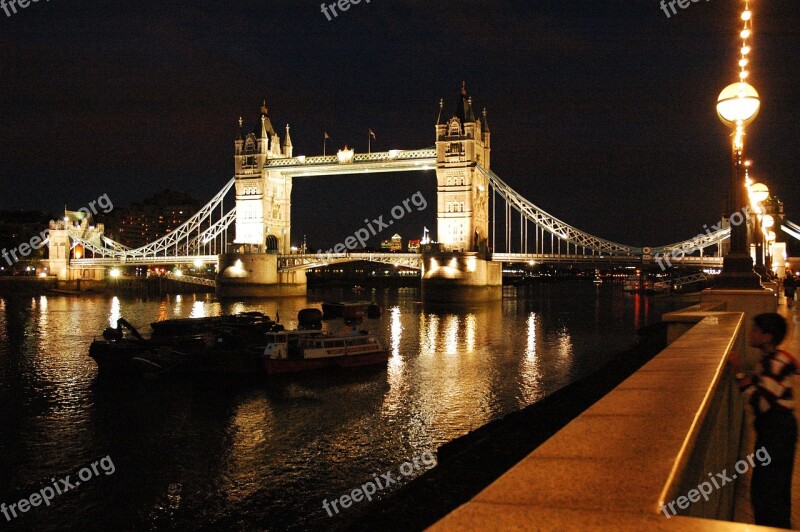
[{"xmin": 431, "ymin": 297, "xmax": 800, "ymax": 530}]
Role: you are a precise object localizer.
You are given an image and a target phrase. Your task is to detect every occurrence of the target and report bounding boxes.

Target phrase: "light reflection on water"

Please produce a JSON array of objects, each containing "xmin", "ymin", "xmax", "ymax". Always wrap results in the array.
[{"xmin": 0, "ymin": 284, "xmax": 682, "ymax": 530}]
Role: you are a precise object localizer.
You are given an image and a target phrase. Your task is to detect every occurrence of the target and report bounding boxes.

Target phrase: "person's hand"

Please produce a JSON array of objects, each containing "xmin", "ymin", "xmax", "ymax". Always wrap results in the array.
[{"xmin": 727, "ymin": 351, "xmax": 743, "ymax": 375}]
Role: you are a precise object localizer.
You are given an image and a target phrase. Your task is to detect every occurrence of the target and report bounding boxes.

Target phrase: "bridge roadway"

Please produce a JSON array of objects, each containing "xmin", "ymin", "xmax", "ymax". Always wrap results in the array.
[
  {"xmin": 70, "ymin": 255, "xmax": 220, "ymax": 267},
  {"xmin": 71, "ymin": 252, "xmax": 725, "ymax": 270}
]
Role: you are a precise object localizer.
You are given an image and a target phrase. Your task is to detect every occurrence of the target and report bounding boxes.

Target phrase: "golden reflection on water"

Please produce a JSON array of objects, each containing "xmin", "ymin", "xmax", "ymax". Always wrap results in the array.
[
  {"xmin": 173, "ymin": 294, "xmax": 183, "ymax": 315},
  {"xmin": 556, "ymin": 327, "xmax": 575, "ymax": 371},
  {"xmin": 390, "ymin": 306, "xmax": 402, "ymax": 358},
  {"xmin": 383, "ymin": 306, "xmax": 406, "ymax": 417},
  {"xmin": 444, "ymin": 315, "xmax": 459, "ymax": 356},
  {"xmin": 109, "ymin": 296, "xmax": 121, "ymax": 327},
  {"xmin": 223, "ymin": 396, "xmax": 272, "ymax": 503},
  {"xmin": 409, "ymin": 306, "xmax": 508, "ymax": 436},
  {"xmin": 419, "ymin": 313, "xmax": 439, "ymax": 356},
  {"xmin": 157, "ymin": 299, "xmax": 168, "ymax": 322},
  {"xmin": 38, "ymin": 296, "xmax": 49, "ymax": 337},
  {"xmin": 229, "ymin": 302, "xmax": 247, "ymax": 316},
  {"xmin": 519, "ymin": 312, "xmax": 542, "ymax": 406},
  {"xmin": 465, "ymin": 313, "xmax": 476, "ymax": 354},
  {"xmin": 190, "ymin": 300, "xmax": 206, "ymax": 319}
]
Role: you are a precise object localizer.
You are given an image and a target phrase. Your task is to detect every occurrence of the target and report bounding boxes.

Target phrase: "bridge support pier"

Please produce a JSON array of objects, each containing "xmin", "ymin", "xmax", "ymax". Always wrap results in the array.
[
  {"xmin": 216, "ymin": 253, "xmax": 306, "ymax": 298},
  {"xmin": 420, "ymin": 251, "xmax": 502, "ymax": 303}
]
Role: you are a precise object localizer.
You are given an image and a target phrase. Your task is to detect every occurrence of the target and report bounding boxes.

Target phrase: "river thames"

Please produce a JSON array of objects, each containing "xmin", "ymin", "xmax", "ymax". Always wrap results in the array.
[{"xmin": 0, "ymin": 283, "xmax": 686, "ymax": 530}]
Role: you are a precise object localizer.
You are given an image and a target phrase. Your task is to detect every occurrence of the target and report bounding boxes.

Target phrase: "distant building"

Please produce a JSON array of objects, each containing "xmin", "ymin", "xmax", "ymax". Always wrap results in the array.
[
  {"xmin": 407, "ymin": 239, "xmax": 421, "ymax": 253},
  {"xmin": 0, "ymin": 210, "xmax": 54, "ymax": 269},
  {"xmin": 380, "ymin": 234, "xmax": 403, "ymax": 252},
  {"xmin": 105, "ymin": 190, "xmax": 200, "ymax": 248}
]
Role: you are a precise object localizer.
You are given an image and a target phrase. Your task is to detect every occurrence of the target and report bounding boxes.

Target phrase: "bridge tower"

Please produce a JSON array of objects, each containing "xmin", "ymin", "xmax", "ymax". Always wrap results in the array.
[
  {"xmin": 232, "ymin": 102, "xmax": 293, "ymax": 254},
  {"xmin": 434, "ymin": 82, "xmax": 491, "ymax": 252},
  {"xmin": 217, "ymin": 102, "xmax": 305, "ymax": 297},
  {"xmin": 421, "ymin": 83, "xmax": 502, "ymax": 302}
]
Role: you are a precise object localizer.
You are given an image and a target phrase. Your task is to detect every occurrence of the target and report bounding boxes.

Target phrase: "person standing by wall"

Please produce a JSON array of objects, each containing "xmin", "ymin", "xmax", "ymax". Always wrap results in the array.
[
  {"xmin": 783, "ymin": 273, "xmax": 796, "ymax": 309},
  {"xmin": 729, "ymin": 313, "xmax": 798, "ymax": 528}
]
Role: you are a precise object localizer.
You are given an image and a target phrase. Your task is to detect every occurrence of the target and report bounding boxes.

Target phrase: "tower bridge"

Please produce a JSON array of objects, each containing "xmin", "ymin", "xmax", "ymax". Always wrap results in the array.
[{"xmin": 48, "ymin": 83, "xmax": 793, "ymax": 300}]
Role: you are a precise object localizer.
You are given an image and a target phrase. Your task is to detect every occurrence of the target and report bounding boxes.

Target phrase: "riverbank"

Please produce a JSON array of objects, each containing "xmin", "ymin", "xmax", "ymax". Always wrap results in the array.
[
  {"xmin": 0, "ymin": 276, "xmax": 57, "ymax": 294},
  {"xmin": 0, "ymin": 276, "xmax": 213, "ymax": 296},
  {"xmin": 334, "ymin": 320, "xmax": 670, "ymax": 531}
]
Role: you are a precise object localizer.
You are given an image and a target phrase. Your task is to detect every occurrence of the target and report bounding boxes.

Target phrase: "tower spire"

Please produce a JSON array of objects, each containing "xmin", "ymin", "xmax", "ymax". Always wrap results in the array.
[{"xmin": 284, "ymin": 124, "xmax": 293, "ymax": 158}]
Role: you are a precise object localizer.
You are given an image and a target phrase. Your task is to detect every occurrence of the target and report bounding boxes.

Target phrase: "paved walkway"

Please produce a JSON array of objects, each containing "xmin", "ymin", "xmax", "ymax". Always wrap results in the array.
[{"xmin": 733, "ymin": 299, "xmax": 800, "ymax": 529}]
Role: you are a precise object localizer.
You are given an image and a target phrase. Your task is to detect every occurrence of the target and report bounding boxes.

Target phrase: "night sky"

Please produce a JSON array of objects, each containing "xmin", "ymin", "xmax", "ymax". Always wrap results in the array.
[{"xmin": 1, "ymin": 0, "xmax": 798, "ymax": 250}]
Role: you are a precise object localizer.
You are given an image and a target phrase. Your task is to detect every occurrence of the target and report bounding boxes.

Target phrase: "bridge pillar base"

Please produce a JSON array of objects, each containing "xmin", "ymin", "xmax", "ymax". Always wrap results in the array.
[
  {"xmin": 216, "ymin": 253, "xmax": 307, "ymax": 298},
  {"xmin": 420, "ymin": 252, "xmax": 502, "ymax": 303}
]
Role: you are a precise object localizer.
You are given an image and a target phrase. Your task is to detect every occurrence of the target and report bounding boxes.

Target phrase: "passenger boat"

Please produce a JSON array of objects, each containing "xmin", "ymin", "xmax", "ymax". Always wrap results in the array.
[{"xmin": 262, "ymin": 330, "xmax": 390, "ymax": 375}]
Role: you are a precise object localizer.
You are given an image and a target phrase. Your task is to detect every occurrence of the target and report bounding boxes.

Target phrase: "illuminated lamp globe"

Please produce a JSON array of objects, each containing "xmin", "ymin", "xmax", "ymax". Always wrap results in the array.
[
  {"xmin": 762, "ymin": 214, "xmax": 775, "ymax": 228},
  {"xmin": 750, "ymin": 183, "xmax": 769, "ymax": 203},
  {"xmin": 767, "ymin": 231, "xmax": 776, "ymax": 242},
  {"xmin": 717, "ymin": 82, "xmax": 760, "ymax": 128}
]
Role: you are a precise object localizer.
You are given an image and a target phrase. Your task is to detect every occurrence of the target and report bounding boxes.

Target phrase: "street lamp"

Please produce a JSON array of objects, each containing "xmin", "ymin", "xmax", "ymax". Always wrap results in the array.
[
  {"xmin": 716, "ymin": 82, "xmax": 763, "ymax": 288},
  {"xmin": 749, "ymin": 182, "xmax": 769, "ymax": 203},
  {"xmin": 717, "ymin": 82, "xmax": 760, "ymax": 127},
  {"xmin": 749, "ymin": 182, "xmax": 769, "ymax": 277}
]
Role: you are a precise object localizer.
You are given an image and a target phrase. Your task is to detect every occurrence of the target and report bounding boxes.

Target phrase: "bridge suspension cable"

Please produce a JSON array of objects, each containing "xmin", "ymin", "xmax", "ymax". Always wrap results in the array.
[
  {"xmin": 478, "ymin": 165, "xmax": 642, "ymax": 256},
  {"xmin": 69, "ymin": 178, "xmax": 236, "ymax": 262}
]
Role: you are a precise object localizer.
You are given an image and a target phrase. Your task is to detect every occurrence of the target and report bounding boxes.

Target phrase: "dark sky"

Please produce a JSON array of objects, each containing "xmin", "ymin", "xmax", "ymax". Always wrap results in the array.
[{"xmin": 1, "ymin": 0, "xmax": 798, "ymax": 249}]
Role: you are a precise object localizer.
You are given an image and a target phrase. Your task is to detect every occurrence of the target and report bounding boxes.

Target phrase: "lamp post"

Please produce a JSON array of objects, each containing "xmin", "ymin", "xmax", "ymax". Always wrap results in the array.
[
  {"xmin": 749, "ymin": 182, "xmax": 769, "ymax": 277},
  {"xmin": 716, "ymin": 82, "xmax": 763, "ymax": 288},
  {"xmin": 762, "ymin": 209, "xmax": 778, "ymax": 273}
]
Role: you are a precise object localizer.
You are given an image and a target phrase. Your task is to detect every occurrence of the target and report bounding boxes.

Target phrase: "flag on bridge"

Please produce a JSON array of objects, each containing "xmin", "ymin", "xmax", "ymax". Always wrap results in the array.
[
  {"xmin": 324, "ymin": 132, "xmax": 330, "ymax": 139},
  {"xmin": 369, "ymin": 129, "xmax": 376, "ymax": 139}
]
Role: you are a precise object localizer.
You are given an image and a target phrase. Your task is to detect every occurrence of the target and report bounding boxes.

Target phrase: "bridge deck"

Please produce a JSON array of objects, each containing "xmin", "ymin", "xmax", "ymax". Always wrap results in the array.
[{"xmin": 69, "ymin": 252, "xmax": 723, "ymax": 269}]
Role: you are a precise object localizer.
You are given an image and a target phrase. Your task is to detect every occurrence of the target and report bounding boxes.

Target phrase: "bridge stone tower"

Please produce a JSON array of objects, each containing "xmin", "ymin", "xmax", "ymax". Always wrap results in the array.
[
  {"xmin": 422, "ymin": 83, "xmax": 502, "ymax": 303},
  {"xmin": 232, "ymin": 102, "xmax": 293, "ymax": 254},
  {"xmin": 218, "ymin": 101, "xmax": 305, "ymax": 297},
  {"xmin": 435, "ymin": 82, "xmax": 491, "ymax": 253}
]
